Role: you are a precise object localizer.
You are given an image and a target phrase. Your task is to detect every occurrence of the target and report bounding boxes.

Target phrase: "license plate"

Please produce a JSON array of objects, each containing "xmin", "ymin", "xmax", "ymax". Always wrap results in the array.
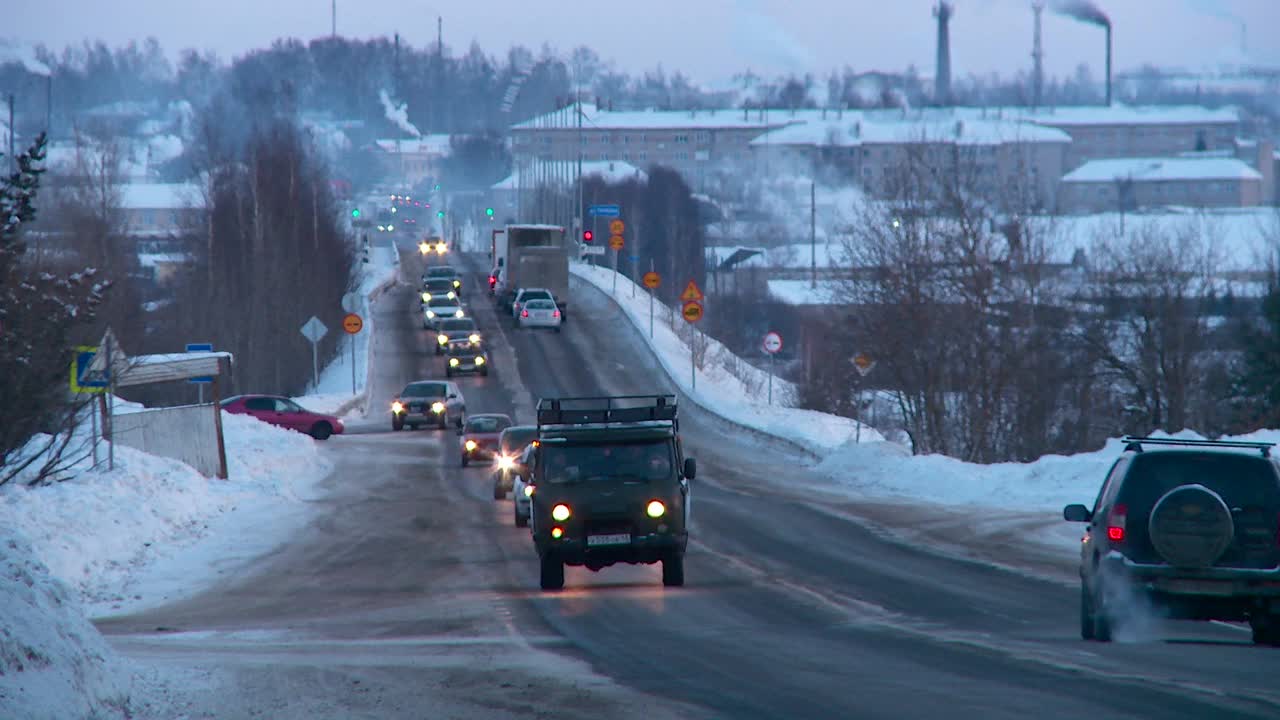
[
  {"xmin": 587, "ymin": 533, "xmax": 631, "ymax": 546},
  {"xmin": 1157, "ymin": 578, "xmax": 1234, "ymax": 595}
]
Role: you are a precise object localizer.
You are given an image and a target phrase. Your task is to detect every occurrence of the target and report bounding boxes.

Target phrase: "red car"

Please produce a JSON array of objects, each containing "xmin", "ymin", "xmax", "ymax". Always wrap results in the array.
[
  {"xmin": 221, "ymin": 394, "xmax": 345, "ymax": 440},
  {"xmin": 459, "ymin": 413, "xmax": 513, "ymax": 467}
]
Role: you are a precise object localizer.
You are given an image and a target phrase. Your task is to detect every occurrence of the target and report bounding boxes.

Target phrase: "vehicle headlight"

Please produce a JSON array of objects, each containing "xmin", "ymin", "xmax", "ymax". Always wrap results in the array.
[
  {"xmin": 447, "ymin": 291, "xmax": 456, "ymax": 299},
  {"xmin": 391, "ymin": 401, "xmax": 404, "ymax": 413},
  {"xmin": 551, "ymin": 503, "xmax": 571, "ymax": 522},
  {"xmin": 421, "ymin": 292, "xmax": 431, "ymax": 302},
  {"xmin": 426, "ymin": 310, "xmax": 436, "ymax": 318},
  {"xmin": 468, "ymin": 333, "xmax": 480, "ymax": 343},
  {"xmin": 465, "ymin": 440, "xmax": 478, "ymax": 451},
  {"xmin": 449, "ymin": 358, "xmax": 460, "ymax": 367},
  {"xmin": 431, "ymin": 402, "xmax": 445, "ymax": 413},
  {"xmin": 437, "ymin": 243, "xmax": 448, "ymax": 253},
  {"xmin": 418, "ymin": 242, "xmax": 429, "ymax": 254},
  {"xmin": 523, "ymin": 485, "xmax": 535, "ymax": 497},
  {"xmin": 474, "ymin": 356, "xmax": 485, "ymax": 365},
  {"xmin": 551, "ymin": 527, "xmax": 564, "ymax": 539},
  {"xmin": 646, "ymin": 500, "xmax": 666, "ymax": 518},
  {"xmin": 387, "ymin": 224, "xmax": 394, "ymax": 231},
  {"xmin": 437, "ymin": 334, "xmax": 447, "ymax": 345},
  {"xmin": 452, "ymin": 279, "xmax": 461, "ymax": 287},
  {"xmin": 498, "ymin": 455, "xmax": 515, "ymax": 471},
  {"xmin": 454, "ymin": 310, "xmax": 464, "ymax": 318}
]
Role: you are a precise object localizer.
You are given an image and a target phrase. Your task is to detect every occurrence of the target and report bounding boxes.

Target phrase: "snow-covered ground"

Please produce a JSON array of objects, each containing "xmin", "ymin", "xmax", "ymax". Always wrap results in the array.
[
  {"xmin": 299, "ymin": 240, "xmax": 400, "ymax": 413},
  {"xmin": 572, "ymin": 262, "xmax": 881, "ymax": 455}
]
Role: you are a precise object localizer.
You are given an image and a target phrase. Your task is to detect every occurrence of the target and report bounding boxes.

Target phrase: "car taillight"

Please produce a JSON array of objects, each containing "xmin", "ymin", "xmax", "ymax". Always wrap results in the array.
[
  {"xmin": 553, "ymin": 310, "xmax": 560, "ymax": 318},
  {"xmin": 488, "ymin": 275, "xmax": 495, "ymax": 285},
  {"xmin": 1107, "ymin": 503, "xmax": 1127, "ymax": 543},
  {"xmin": 522, "ymin": 310, "xmax": 529, "ymax": 318}
]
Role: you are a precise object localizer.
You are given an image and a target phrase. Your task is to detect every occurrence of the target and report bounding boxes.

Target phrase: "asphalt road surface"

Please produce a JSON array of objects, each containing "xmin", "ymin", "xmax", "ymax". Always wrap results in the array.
[{"xmin": 98, "ymin": 242, "xmax": 1280, "ymax": 720}]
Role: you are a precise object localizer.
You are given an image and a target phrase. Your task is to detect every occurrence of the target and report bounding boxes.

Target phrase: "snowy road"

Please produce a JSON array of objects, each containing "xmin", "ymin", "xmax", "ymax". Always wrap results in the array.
[{"xmin": 96, "ymin": 245, "xmax": 1280, "ymax": 719}]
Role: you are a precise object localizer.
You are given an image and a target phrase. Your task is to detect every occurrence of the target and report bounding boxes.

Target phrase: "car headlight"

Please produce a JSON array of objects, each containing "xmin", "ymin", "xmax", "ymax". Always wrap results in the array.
[
  {"xmin": 437, "ymin": 334, "xmax": 448, "ymax": 345},
  {"xmin": 468, "ymin": 333, "xmax": 480, "ymax": 343},
  {"xmin": 474, "ymin": 356, "xmax": 485, "ymax": 365},
  {"xmin": 454, "ymin": 309, "xmax": 464, "ymax": 318},
  {"xmin": 391, "ymin": 401, "xmax": 404, "ymax": 413},
  {"xmin": 646, "ymin": 500, "xmax": 666, "ymax": 518},
  {"xmin": 387, "ymin": 224, "xmax": 394, "ymax": 231},
  {"xmin": 426, "ymin": 310, "xmax": 436, "ymax": 319},
  {"xmin": 418, "ymin": 242, "xmax": 429, "ymax": 254},
  {"xmin": 421, "ymin": 292, "xmax": 431, "ymax": 302},
  {"xmin": 498, "ymin": 455, "xmax": 515, "ymax": 471},
  {"xmin": 431, "ymin": 402, "xmax": 445, "ymax": 413},
  {"xmin": 465, "ymin": 440, "xmax": 478, "ymax": 451},
  {"xmin": 447, "ymin": 291, "xmax": 456, "ymax": 300},
  {"xmin": 551, "ymin": 527, "xmax": 564, "ymax": 539},
  {"xmin": 523, "ymin": 484, "xmax": 535, "ymax": 497},
  {"xmin": 452, "ymin": 279, "xmax": 461, "ymax": 287},
  {"xmin": 551, "ymin": 504, "xmax": 571, "ymax": 522},
  {"xmin": 436, "ymin": 243, "xmax": 448, "ymax": 253},
  {"xmin": 449, "ymin": 358, "xmax": 460, "ymax": 367}
]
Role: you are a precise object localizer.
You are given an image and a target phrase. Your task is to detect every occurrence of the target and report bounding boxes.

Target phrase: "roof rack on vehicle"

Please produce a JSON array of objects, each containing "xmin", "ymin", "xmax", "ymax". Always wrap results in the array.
[
  {"xmin": 1121, "ymin": 435, "xmax": 1274, "ymax": 458},
  {"xmin": 537, "ymin": 394, "xmax": 678, "ymax": 431}
]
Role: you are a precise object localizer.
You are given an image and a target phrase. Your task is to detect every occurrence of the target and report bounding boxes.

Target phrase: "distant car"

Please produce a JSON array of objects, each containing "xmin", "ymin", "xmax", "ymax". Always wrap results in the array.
[
  {"xmin": 221, "ymin": 394, "xmax": 344, "ymax": 440},
  {"xmin": 518, "ymin": 298, "xmax": 562, "ymax": 332},
  {"xmin": 1064, "ymin": 436, "xmax": 1280, "ymax": 645},
  {"xmin": 419, "ymin": 279, "xmax": 457, "ymax": 304},
  {"xmin": 423, "ymin": 264, "xmax": 462, "ymax": 292},
  {"xmin": 492, "ymin": 425, "xmax": 538, "ymax": 499},
  {"xmin": 511, "ymin": 287, "xmax": 554, "ymax": 319},
  {"xmin": 389, "ymin": 380, "xmax": 466, "ymax": 431},
  {"xmin": 423, "ymin": 295, "xmax": 465, "ymax": 329},
  {"xmin": 459, "ymin": 413, "xmax": 513, "ymax": 467},
  {"xmin": 445, "ymin": 340, "xmax": 489, "ymax": 377},
  {"xmin": 511, "ymin": 441, "xmax": 538, "ymax": 527},
  {"xmin": 435, "ymin": 317, "xmax": 481, "ymax": 355}
]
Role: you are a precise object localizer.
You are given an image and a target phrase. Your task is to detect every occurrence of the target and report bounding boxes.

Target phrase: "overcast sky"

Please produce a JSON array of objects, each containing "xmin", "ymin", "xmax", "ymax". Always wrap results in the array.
[{"xmin": 6, "ymin": 0, "xmax": 1278, "ymax": 86}]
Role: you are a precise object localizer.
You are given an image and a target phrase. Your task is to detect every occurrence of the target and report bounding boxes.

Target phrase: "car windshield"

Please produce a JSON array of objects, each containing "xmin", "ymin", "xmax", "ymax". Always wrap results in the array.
[
  {"xmin": 423, "ymin": 280, "xmax": 454, "ymax": 293},
  {"xmin": 426, "ymin": 297, "xmax": 460, "ymax": 308},
  {"xmin": 439, "ymin": 319, "xmax": 474, "ymax": 332},
  {"xmin": 466, "ymin": 417, "xmax": 507, "ymax": 433},
  {"xmin": 540, "ymin": 441, "xmax": 673, "ymax": 484},
  {"xmin": 521, "ymin": 290, "xmax": 552, "ymax": 301},
  {"xmin": 525, "ymin": 300, "xmax": 555, "ymax": 310},
  {"xmin": 500, "ymin": 428, "xmax": 538, "ymax": 453},
  {"xmin": 401, "ymin": 382, "xmax": 446, "ymax": 398},
  {"xmin": 447, "ymin": 342, "xmax": 479, "ymax": 354},
  {"xmin": 427, "ymin": 267, "xmax": 457, "ymax": 278}
]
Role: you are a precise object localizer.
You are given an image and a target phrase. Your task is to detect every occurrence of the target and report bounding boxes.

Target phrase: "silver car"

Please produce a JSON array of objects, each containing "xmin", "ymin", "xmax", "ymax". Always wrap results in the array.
[
  {"xmin": 511, "ymin": 287, "xmax": 554, "ymax": 318},
  {"xmin": 423, "ymin": 296, "xmax": 465, "ymax": 329},
  {"xmin": 517, "ymin": 298, "xmax": 562, "ymax": 332},
  {"xmin": 390, "ymin": 380, "xmax": 466, "ymax": 431}
]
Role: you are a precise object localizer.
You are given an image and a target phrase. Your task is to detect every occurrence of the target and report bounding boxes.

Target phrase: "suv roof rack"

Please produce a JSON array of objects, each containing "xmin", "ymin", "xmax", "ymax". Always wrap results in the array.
[
  {"xmin": 1122, "ymin": 435, "xmax": 1274, "ymax": 458},
  {"xmin": 537, "ymin": 394, "xmax": 678, "ymax": 431}
]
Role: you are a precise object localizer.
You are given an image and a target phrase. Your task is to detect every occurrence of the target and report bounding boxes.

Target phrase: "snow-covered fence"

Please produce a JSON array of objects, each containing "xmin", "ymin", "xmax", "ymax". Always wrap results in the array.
[{"xmin": 111, "ymin": 405, "xmax": 222, "ymax": 478}]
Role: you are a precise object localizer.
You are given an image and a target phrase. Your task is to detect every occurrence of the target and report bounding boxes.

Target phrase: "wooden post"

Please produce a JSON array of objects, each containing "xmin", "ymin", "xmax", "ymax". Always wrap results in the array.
[{"xmin": 211, "ymin": 357, "xmax": 229, "ymax": 479}]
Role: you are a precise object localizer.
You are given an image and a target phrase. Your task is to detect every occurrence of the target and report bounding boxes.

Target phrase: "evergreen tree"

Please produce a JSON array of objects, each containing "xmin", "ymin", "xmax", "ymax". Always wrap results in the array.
[{"xmin": 1236, "ymin": 284, "xmax": 1280, "ymax": 429}]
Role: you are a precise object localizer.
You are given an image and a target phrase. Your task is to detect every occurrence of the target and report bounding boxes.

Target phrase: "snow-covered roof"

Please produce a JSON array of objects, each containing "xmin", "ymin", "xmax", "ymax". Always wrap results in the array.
[
  {"xmin": 1061, "ymin": 157, "xmax": 1263, "ymax": 183},
  {"xmin": 121, "ymin": 183, "xmax": 203, "ymax": 210},
  {"xmin": 1016, "ymin": 104, "xmax": 1239, "ymax": 127},
  {"xmin": 374, "ymin": 134, "xmax": 452, "ymax": 154},
  {"xmin": 491, "ymin": 160, "xmax": 647, "ymax": 191},
  {"xmin": 767, "ymin": 243, "xmax": 848, "ymax": 269},
  {"xmin": 751, "ymin": 116, "xmax": 1071, "ymax": 148},
  {"xmin": 512, "ymin": 107, "xmax": 793, "ymax": 131},
  {"xmin": 138, "ymin": 253, "xmax": 192, "ymax": 268},
  {"xmin": 706, "ymin": 246, "xmax": 767, "ymax": 269},
  {"xmin": 767, "ymin": 279, "xmax": 845, "ymax": 306}
]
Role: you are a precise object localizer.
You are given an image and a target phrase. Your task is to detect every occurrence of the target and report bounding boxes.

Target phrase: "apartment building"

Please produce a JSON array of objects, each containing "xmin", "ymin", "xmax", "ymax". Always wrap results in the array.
[
  {"xmin": 373, "ymin": 134, "xmax": 451, "ymax": 185},
  {"xmin": 1017, "ymin": 105, "xmax": 1241, "ymax": 170},
  {"xmin": 1058, "ymin": 156, "xmax": 1265, "ymax": 213}
]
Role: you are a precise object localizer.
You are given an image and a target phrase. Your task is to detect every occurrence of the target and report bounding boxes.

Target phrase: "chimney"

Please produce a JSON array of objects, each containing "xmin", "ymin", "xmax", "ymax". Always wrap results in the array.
[
  {"xmin": 1031, "ymin": 1, "xmax": 1044, "ymax": 110},
  {"xmin": 1105, "ymin": 24, "xmax": 1112, "ymax": 106},
  {"xmin": 934, "ymin": 2, "xmax": 953, "ymax": 106}
]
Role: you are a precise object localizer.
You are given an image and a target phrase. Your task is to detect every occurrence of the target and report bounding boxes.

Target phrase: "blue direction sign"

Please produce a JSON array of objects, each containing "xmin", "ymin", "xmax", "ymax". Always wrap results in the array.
[
  {"xmin": 588, "ymin": 204, "xmax": 620, "ymax": 217},
  {"xmin": 186, "ymin": 343, "xmax": 214, "ymax": 384},
  {"xmin": 71, "ymin": 346, "xmax": 107, "ymax": 393}
]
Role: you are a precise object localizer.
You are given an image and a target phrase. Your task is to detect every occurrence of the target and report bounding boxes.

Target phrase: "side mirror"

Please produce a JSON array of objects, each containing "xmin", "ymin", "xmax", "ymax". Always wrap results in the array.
[
  {"xmin": 1063, "ymin": 504, "xmax": 1092, "ymax": 523},
  {"xmin": 683, "ymin": 457, "xmax": 697, "ymax": 480}
]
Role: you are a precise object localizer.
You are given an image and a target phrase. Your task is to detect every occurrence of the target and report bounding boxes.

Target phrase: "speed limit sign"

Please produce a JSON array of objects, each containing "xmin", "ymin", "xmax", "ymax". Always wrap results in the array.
[{"xmin": 763, "ymin": 331, "xmax": 783, "ymax": 354}]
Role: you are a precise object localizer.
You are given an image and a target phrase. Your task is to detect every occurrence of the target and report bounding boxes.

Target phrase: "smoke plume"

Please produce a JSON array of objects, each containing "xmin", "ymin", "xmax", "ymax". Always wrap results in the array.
[
  {"xmin": 1051, "ymin": 0, "xmax": 1110, "ymax": 27},
  {"xmin": 378, "ymin": 89, "xmax": 421, "ymax": 138},
  {"xmin": 0, "ymin": 39, "xmax": 52, "ymax": 76}
]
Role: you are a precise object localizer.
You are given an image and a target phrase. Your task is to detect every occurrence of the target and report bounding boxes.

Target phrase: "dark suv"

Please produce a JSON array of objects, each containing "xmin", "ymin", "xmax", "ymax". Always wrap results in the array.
[
  {"xmin": 525, "ymin": 395, "xmax": 695, "ymax": 591},
  {"xmin": 1064, "ymin": 436, "xmax": 1280, "ymax": 645}
]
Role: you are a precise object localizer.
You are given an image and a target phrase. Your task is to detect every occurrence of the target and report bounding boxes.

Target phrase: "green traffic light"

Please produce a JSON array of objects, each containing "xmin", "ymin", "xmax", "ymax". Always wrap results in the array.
[
  {"xmin": 437, "ymin": 210, "xmax": 445, "ymax": 219},
  {"xmin": 351, "ymin": 208, "xmax": 361, "ymax": 218},
  {"xmin": 434, "ymin": 184, "xmax": 441, "ymax": 191},
  {"xmin": 485, "ymin": 207, "xmax": 494, "ymax": 217}
]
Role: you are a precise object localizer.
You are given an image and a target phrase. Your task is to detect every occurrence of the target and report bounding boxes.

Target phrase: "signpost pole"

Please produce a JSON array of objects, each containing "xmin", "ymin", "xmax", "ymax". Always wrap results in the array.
[
  {"xmin": 105, "ymin": 333, "xmax": 114, "ymax": 472},
  {"xmin": 311, "ymin": 340, "xmax": 319, "ymax": 391},
  {"xmin": 90, "ymin": 399, "xmax": 99, "ymax": 468},
  {"xmin": 198, "ymin": 383, "xmax": 204, "ymax": 405},
  {"xmin": 768, "ymin": 353, "xmax": 774, "ymax": 405},
  {"xmin": 649, "ymin": 259, "xmax": 655, "ymax": 339},
  {"xmin": 691, "ymin": 330, "xmax": 697, "ymax": 392},
  {"xmin": 612, "ymin": 246, "xmax": 618, "ymax": 295},
  {"xmin": 351, "ymin": 337, "xmax": 357, "ymax": 395}
]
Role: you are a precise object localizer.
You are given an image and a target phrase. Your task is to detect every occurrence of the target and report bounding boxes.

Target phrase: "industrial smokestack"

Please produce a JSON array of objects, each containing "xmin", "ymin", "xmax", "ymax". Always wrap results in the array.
[
  {"xmin": 934, "ymin": 2, "xmax": 953, "ymax": 105},
  {"xmin": 1031, "ymin": 2, "xmax": 1044, "ymax": 110},
  {"xmin": 1049, "ymin": 1, "xmax": 1112, "ymax": 105}
]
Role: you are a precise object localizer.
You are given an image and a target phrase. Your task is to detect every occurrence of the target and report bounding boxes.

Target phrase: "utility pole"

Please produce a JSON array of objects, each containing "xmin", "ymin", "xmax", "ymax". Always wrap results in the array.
[
  {"xmin": 7, "ymin": 94, "xmax": 14, "ymax": 175},
  {"xmin": 576, "ymin": 93, "xmax": 584, "ymax": 241},
  {"xmin": 810, "ymin": 181, "xmax": 817, "ymax": 289},
  {"xmin": 331, "ymin": 0, "xmax": 337, "ymax": 37}
]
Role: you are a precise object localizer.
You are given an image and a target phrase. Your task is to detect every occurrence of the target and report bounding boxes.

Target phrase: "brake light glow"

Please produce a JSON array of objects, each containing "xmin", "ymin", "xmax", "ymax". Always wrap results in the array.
[
  {"xmin": 522, "ymin": 310, "xmax": 529, "ymax": 318},
  {"xmin": 1107, "ymin": 503, "xmax": 1127, "ymax": 543}
]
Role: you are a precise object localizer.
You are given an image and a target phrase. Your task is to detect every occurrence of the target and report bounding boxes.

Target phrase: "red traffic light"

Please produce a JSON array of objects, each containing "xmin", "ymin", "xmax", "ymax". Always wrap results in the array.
[{"xmin": 583, "ymin": 230, "xmax": 594, "ymax": 243}]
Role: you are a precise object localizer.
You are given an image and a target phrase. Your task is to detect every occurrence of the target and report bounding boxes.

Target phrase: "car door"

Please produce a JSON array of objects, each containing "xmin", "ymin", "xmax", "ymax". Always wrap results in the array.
[
  {"xmin": 242, "ymin": 396, "xmax": 280, "ymax": 426},
  {"xmin": 446, "ymin": 383, "xmax": 466, "ymax": 422}
]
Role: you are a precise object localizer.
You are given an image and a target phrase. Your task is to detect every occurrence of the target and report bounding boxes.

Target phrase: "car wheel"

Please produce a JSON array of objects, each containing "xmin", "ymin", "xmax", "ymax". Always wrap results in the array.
[
  {"xmin": 392, "ymin": 417, "xmax": 404, "ymax": 431},
  {"xmin": 662, "ymin": 551, "xmax": 685, "ymax": 587},
  {"xmin": 1079, "ymin": 585, "xmax": 1096, "ymax": 640},
  {"xmin": 481, "ymin": 367, "xmax": 489, "ymax": 377},
  {"xmin": 309, "ymin": 422, "xmax": 333, "ymax": 441},
  {"xmin": 515, "ymin": 504, "xmax": 529, "ymax": 527},
  {"xmin": 493, "ymin": 481, "xmax": 505, "ymax": 500},
  {"xmin": 1092, "ymin": 587, "xmax": 1113, "ymax": 642},
  {"xmin": 539, "ymin": 554, "xmax": 563, "ymax": 590},
  {"xmin": 554, "ymin": 325, "xmax": 562, "ymax": 334}
]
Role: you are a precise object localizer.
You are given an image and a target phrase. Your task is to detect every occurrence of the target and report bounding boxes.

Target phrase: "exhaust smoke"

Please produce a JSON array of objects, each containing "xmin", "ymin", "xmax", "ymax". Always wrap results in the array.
[
  {"xmin": 1049, "ymin": 0, "xmax": 1112, "ymax": 105},
  {"xmin": 379, "ymin": 89, "xmax": 421, "ymax": 138}
]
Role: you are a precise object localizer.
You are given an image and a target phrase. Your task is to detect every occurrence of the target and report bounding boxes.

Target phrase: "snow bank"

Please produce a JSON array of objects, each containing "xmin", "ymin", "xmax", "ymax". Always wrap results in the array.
[
  {"xmin": 0, "ymin": 534, "xmax": 131, "ymax": 720},
  {"xmin": 572, "ymin": 262, "xmax": 880, "ymax": 455},
  {"xmin": 0, "ymin": 411, "xmax": 331, "ymax": 607}
]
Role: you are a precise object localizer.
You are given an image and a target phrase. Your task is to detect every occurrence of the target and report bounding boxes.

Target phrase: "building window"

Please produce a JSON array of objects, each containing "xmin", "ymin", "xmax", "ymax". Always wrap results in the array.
[
  {"xmin": 674, "ymin": 134, "xmax": 690, "ymax": 144},
  {"xmin": 638, "ymin": 152, "xmax": 648, "ymax": 161},
  {"xmin": 695, "ymin": 131, "xmax": 711, "ymax": 144},
  {"xmin": 676, "ymin": 151, "xmax": 689, "ymax": 161},
  {"xmin": 694, "ymin": 150, "xmax": 709, "ymax": 161},
  {"xmin": 601, "ymin": 134, "xmax": 612, "ymax": 144},
  {"xmin": 542, "ymin": 136, "xmax": 553, "ymax": 145},
  {"xmin": 623, "ymin": 135, "xmax": 631, "ymax": 144}
]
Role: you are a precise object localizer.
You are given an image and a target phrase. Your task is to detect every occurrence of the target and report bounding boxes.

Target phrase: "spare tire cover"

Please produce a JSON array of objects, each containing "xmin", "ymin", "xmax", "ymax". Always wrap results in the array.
[{"xmin": 1148, "ymin": 484, "xmax": 1234, "ymax": 569}]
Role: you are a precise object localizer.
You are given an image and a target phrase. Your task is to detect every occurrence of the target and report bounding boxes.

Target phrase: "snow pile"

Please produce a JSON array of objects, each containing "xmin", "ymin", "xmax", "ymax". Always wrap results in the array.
[
  {"xmin": 0, "ymin": 534, "xmax": 131, "ymax": 720},
  {"xmin": 572, "ymin": 262, "xmax": 880, "ymax": 455},
  {"xmin": 0, "ymin": 411, "xmax": 331, "ymax": 607}
]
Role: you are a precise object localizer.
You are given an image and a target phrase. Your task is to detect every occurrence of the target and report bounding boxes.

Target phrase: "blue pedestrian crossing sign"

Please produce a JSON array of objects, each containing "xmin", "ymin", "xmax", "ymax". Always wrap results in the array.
[{"xmin": 70, "ymin": 346, "xmax": 108, "ymax": 393}]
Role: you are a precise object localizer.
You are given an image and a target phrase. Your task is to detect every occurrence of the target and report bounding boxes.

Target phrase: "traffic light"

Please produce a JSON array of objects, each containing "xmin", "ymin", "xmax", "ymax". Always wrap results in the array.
[
  {"xmin": 436, "ymin": 210, "xmax": 445, "ymax": 219},
  {"xmin": 582, "ymin": 230, "xmax": 594, "ymax": 243},
  {"xmin": 485, "ymin": 207, "xmax": 494, "ymax": 217},
  {"xmin": 351, "ymin": 208, "xmax": 360, "ymax": 219}
]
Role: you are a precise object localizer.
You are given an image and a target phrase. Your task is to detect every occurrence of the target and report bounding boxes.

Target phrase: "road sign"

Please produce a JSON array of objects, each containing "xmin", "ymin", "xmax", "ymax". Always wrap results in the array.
[
  {"xmin": 643, "ymin": 271, "xmax": 661, "ymax": 289},
  {"xmin": 851, "ymin": 353, "xmax": 876, "ymax": 376},
  {"xmin": 682, "ymin": 301, "xmax": 704, "ymax": 323},
  {"xmin": 342, "ymin": 313, "xmax": 364, "ymax": 334},
  {"xmin": 609, "ymin": 219, "xmax": 625, "ymax": 235},
  {"xmin": 581, "ymin": 245, "xmax": 606, "ymax": 256},
  {"xmin": 763, "ymin": 332, "xmax": 783, "ymax": 354},
  {"xmin": 341, "ymin": 292, "xmax": 362, "ymax": 313},
  {"xmin": 609, "ymin": 235, "xmax": 625, "ymax": 251},
  {"xmin": 680, "ymin": 280, "xmax": 704, "ymax": 302},
  {"xmin": 588, "ymin": 204, "xmax": 620, "ymax": 217},
  {"xmin": 300, "ymin": 316, "xmax": 328, "ymax": 343},
  {"xmin": 70, "ymin": 346, "xmax": 107, "ymax": 394},
  {"xmin": 186, "ymin": 343, "xmax": 214, "ymax": 384}
]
